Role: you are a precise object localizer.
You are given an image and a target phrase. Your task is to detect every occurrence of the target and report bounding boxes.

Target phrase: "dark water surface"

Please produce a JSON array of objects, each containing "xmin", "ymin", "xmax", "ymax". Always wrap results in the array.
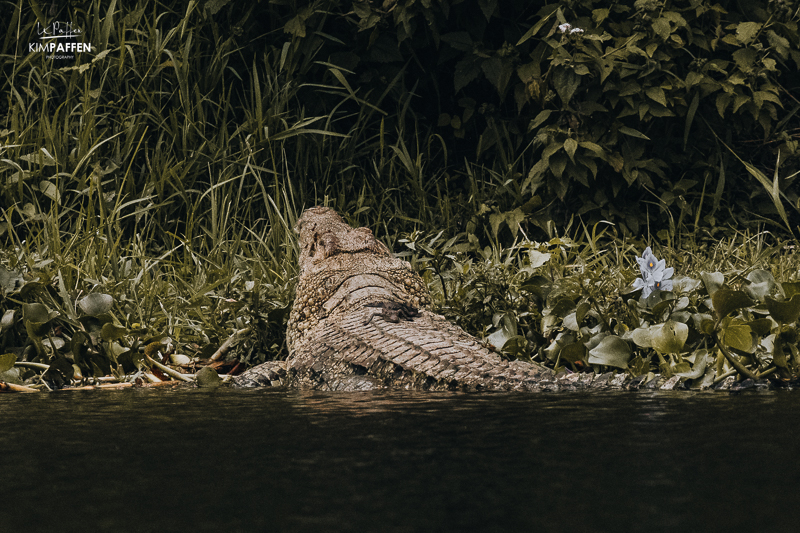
[{"xmin": 2, "ymin": 388, "xmax": 799, "ymax": 532}]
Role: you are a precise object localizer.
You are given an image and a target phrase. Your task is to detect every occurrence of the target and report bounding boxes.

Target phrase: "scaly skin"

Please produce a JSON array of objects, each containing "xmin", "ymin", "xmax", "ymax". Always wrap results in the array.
[{"xmin": 232, "ymin": 207, "xmax": 553, "ymax": 391}]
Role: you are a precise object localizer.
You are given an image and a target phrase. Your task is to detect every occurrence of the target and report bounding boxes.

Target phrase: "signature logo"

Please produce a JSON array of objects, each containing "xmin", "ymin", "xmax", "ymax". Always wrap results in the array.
[{"xmin": 28, "ymin": 21, "xmax": 93, "ymax": 56}]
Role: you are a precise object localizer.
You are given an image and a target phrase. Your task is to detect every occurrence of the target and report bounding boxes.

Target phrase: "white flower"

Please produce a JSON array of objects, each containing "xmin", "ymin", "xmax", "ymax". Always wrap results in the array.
[
  {"xmin": 633, "ymin": 247, "xmax": 674, "ymax": 297},
  {"xmin": 569, "ymin": 28, "xmax": 584, "ymax": 34},
  {"xmin": 558, "ymin": 23, "xmax": 572, "ymax": 33}
]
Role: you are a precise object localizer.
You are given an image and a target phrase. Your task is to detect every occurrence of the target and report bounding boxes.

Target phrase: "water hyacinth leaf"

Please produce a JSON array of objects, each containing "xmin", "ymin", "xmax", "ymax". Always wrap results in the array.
[
  {"xmin": 743, "ymin": 269, "xmax": 776, "ymax": 302},
  {"xmin": 575, "ymin": 302, "xmax": 590, "ymax": 325},
  {"xmin": 675, "ymin": 350, "xmax": 710, "ymax": 379},
  {"xmin": 501, "ymin": 336, "xmax": 527, "ymax": 357},
  {"xmin": 746, "ymin": 318, "xmax": 774, "ymax": 337},
  {"xmin": 652, "ymin": 298, "xmax": 675, "ymax": 319},
  {"xmin": 101, "ymin": 323, "xmax": 128, "ymax": 341},
  {"xmin": 765, "ymin": 295, "xmax": 800, "ymax": 324},
  {"xmin": 560, "ymin": 342, "xmax": 586, "ymax": 363},
  {"xmin": 671, "ymin": 276, "xmax": 701, "ymax": 293},
  {"xmin": 78, "ymin": 294, "xmax": 114, "ymax": 316},
  {"xmin": 588, "ymin": 335, "xmax": 632, "ymax": 369},
  {"xmin": 0, "ymin": 353, "xmax": 16, "ymax": 373},
  {"xmin": 42, "ymin": 337, "xmax": 66, "ymax": 353},
  {"xmin": 1, "ymin": 309, "xmax": 15, "ymax": 330},
  {"xmin": 23, "ymin": 303, "xmax": 55, "ymax": 336},
  {"xmin": 43, "ymin": 356, "xmax": 75, "ymax": 388},
  {"xmin": 700, "ymin": 272, "xmax": 724, "ymax": 296},
  {"xmin": 548, "ymin": 298, "xmax": 576, "ymax": 318},
  {"xmin": 545, "ymin": 332, "xmax": 575, "ymax": 361},
  {"xmin": 487, "ymin": 314, "xmax": 517, "ymax": 350},
  {"xmin": 782, "ymin": 282, "xmax": 800, "ymax": 299},
  {"xmin": 520, "ymin": 275, "xmax": 551, "ymax": 303},
  {"xmin": 651, "ymin": 320, "xmax": 688, "ymax": 354},
  {"xmin": 23, "ymin": 303, "xmax": 51, "ymax": 323},
  {"xmin": 0, "ymin": 266, "xmax": 25, "ymax": 295},
  {"xmin": 712, "ymin": 289, "xmax": 752, "ymax": 320},
  {"xmin": 563, "ymin": 312, "xmax": 579, "ymax": 331},
  {"xmin": 629, "ymin": 326, "xmax": 654, "ymax": 348},
  {"xmin": 724, "ymin": 324, "xmax": 754, "ymax": 353}
]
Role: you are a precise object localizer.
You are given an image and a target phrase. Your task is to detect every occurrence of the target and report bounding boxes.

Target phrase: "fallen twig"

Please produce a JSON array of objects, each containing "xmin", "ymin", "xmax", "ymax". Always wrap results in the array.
[
  {"xmin": 0, "ymin": 381, "xmax": 40, "ymax": 393},
  {"xmin": 146, "ymin": 355, "xmax": 194, "ymax": 383},
  {"xmin": 14, "ymin": 362, "xmax": 50, "ymax": 371},
  {"xmin": 210, "ymin": 327, "xmax": 252, "ymax": 361},
  {"xmin": 61, "ymin": 383, "xmax": 135, "ymax": 391}
]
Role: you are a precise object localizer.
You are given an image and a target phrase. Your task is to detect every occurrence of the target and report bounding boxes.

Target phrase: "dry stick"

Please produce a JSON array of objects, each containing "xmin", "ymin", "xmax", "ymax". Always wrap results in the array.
[
  {"xmin": 14, "ymin": 362, "xmax": 50, "ymax": 371},
  {"xmin": 0, "ymin": 382, "xmax": 40, "ymax": 393},
  {"xmin": 210, "ymin": 327, "xmax": 252, "ymax": 362},
  {"xmin": 61, "ymin": 383, "xmax": 134, "ymax": 391},
  {"xmin": 145, "ymin": 355, "xmax": 194, "ymax": 383}
]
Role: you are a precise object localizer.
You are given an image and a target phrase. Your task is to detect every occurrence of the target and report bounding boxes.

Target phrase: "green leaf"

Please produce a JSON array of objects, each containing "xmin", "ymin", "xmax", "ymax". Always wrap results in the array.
[
  {"xmin": 488, "ymin": 314, "xmax": 517, "ymax": 350},
  {"xmin": 0, "ymin": 353, "xmax": 16, "ymax": 373},
  {"xmin": 652, "ymin": 17, "xmax": 671, "ymax": 40},
  {"xmin": 618, "ymin": 126, "xmax": 650, "ymax": 140},
  {"xmin": 553, "ymin": 68, "xmax": 580, "ymax": 106},
  {"xmin": 675, "ymin": 350, "xmax": 710, "ymax": 379},
  {"xmin": 478, "ymin": 0, "xmax": 498, "ymax": 21},
  {"xmin": 783, "ymin": 282, "xmax": 800, "ymax": 299},
  {"xmin": 683, "ymin": 92, "xmax": 699, "ymax": 151},
  {"xmin": 530, "ymin": 110, "xmax": 552, "ymax": 130},
  {"xmin": 630, "ymin": 326, "xmax": 654, "ymax": 348},
  {"xmin": 645, "ymin": 87, "xmax": 667, "ymax": 107},
  {"xmin": 765, "ymin": 295, "xmax": 800, "ymax": 324},
  {"xmin": 743, "ymin": 269, "xmax": 776, "ymax": 302},
  {"xmin": 78, "ymin": 294, "xmax": 114, "ymax": 316},
  {"xmin": 564, "ymin": 138, "xmax": 578, "ymax": 162},
  {"xmin": 651, "ymin": 320, "xmax": 689, "ymax": 354},
  {"xmin": 23, "ymin": 303, "xmax": 53, "ymax": 334},
  {"xmin": 712, "ymin": 289, "xmax": 752, "ymax": 320},
  {"xmin": 746, "ymin": 318, "xmax": 773, "ymax": 337},
  {"xmin": 0, "ymin": 267, "xmax": 24, "ymax": 295},
  {"xmin": 454, "ymin": 56, "xmax": 482, "ymax": 93},
  {"xmin": 482, "ymin": 57, "xmax": 512, "ymax": 95},
  {"xmin": 101, "ymin": 323, "xmax": 128, "ymax": 341},
  {"xmin": 560, "ymin": 342, "xmax": 587, "ymax": 363},
  {"xmin": 1, "ymin": 309, "xmax": 15, "ymax": 330},
  {"xmin": 700, "ymin": 271, "xmax": 724, "ymax": 296},
  {"xmin": 588, "ymin": 335, "xmax": 632, "ymax": 369},
  {"xmin": 723, "ymin": 324, "xmax": 754, "ymax": 353},
  {"xmin": 735, "ymin": 22, "xmax": 762, "ymax": 45}
]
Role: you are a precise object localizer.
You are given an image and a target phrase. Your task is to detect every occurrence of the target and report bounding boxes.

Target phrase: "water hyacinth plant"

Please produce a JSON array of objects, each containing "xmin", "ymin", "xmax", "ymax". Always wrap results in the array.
[{"xmin": 633, "ymin": 247, "xmax": 674, "ymax": 298}]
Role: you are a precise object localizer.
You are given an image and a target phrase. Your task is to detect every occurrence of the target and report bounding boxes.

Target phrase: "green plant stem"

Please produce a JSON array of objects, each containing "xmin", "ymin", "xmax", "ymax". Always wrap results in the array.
[
  {"xmin": 712, "ymin": 368, "xmax": 738, "ymax": 385},
  {"xmin": 712, "ymin": 332, "xmax": 758, "ymax": 380},
  {"xmin": 756, "ymin": 366, "xmax": 778, "ymax": 380}
]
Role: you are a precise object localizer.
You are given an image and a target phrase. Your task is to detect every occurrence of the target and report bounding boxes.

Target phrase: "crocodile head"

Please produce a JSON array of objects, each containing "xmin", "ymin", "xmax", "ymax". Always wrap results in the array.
[
  {"xmin": 294, "ymin": 206, "xmax": 391, "ymax": 272},
  {"xmin": 287, "ymin": 207, "xmax": 431, "ymax": 352}
]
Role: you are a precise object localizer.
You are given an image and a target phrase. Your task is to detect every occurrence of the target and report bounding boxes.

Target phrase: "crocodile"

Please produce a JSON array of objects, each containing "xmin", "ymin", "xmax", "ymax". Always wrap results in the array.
[{"xmin": 232, "ymin": 206, "xmax": 555, "ymax": 391}]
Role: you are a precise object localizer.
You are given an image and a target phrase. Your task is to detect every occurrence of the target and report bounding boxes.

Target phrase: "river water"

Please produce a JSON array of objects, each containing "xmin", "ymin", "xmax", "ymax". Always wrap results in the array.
[{"xmin": 2, "ymin": 388, "xmax": 798, "ymax": 532}]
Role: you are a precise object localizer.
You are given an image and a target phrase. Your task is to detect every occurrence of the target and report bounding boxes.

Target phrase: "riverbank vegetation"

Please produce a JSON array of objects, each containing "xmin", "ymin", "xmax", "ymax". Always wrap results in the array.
[{"xmin": 2, "ymin": 0, "xmax": 799, "ymax": 390}]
